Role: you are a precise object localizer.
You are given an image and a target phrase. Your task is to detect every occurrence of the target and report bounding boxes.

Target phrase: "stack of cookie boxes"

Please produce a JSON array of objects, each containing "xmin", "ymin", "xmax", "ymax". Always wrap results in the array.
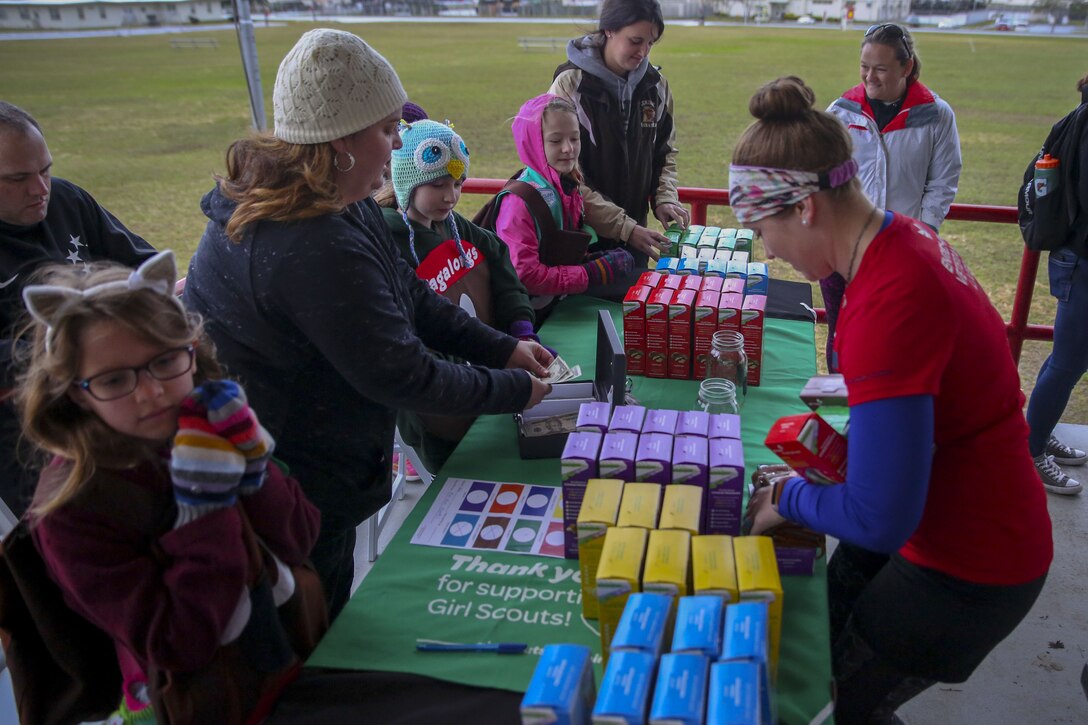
[{"xmin": 623, "ymin": 226, "xmax": 769, "ymax": 384}]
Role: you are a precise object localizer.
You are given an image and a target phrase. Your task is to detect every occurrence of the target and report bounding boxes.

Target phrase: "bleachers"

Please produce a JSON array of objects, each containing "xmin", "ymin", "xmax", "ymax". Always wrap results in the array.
[
  {"xmin": 170, "ymin": 37, "xmax": 219, "ymax": 49},
  {"xmin": 517, "ymin": 37, "xmax": 566, "ymax": 52}
]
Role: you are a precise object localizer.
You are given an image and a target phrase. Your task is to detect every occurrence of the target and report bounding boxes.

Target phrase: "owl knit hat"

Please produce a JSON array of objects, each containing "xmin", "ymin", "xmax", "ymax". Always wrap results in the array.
[
  {"xmin": 392, "ymin": 119, "xmax": 473, "ymax": 267},
  {"xmin": 273, "ymin": 28, "xmax": 408, "ymax": 145}
]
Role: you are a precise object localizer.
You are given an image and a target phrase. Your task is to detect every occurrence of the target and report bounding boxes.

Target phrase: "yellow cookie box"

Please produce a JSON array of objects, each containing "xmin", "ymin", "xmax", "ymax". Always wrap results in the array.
[
  {"xmin": 733, "ymin": 535, "xmax": 783, "ymax": 681},
  {"xmin": 577, "ymin": 478, "xmax": 624, "ymax": 620},
  {"xmin": 596, "ymin": 526, "xmax": 648, "ymax": 663}
]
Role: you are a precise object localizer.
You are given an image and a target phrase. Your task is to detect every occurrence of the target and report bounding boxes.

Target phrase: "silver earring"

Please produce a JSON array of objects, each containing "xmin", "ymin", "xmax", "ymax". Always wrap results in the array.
[{"xmin": 334, "ymin": 151, "xmax": 356, "ymax": 173}]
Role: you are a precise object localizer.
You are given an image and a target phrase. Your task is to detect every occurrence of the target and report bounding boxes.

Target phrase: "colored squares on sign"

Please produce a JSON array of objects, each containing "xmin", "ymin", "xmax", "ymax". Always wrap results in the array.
[
  {"xmin": 539, "ymin": 520, "xmax": 566, "ymax": 557},
  {"xmin": 520, "ymin": 486, "xmax": 554, "ymax": 517},
  {"xmin": 505, "ymin": 518, "xmax": 541, "ymax": 553},
  {"xmin": 441, "ymin": 513, "xmax": 479, "ymax": 547},
  {"xmin": 472, "ymin": 516, "xmax": 510, "ymax": 549},
  {"xmin": 460, "ymin": 481, "xmax": 495, "ymax": 512},
  {"xmin": 489, "ymin": 484, "xmax": 522, "ymax": 515}
]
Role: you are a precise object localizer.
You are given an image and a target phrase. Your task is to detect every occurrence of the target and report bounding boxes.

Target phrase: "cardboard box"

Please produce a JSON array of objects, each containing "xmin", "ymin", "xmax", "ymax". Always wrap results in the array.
[
  {"xmin": 610, "ymin": 591, "xmax": 672, "ymax": 658},
  {"xmin": 672, "ymin": 435, "xmax": 709, "ymax": 491},
  {"xmin": 702, "ymin": 226, "xmax": 722, "ymax": 243},
  {"xmin": 693, "ymin": 290, "xmax": 721, "ymax": 379},
  {"xmin": 635, "ymin": 433, "xmax": 673, "ymax": 484},
  {"xmin": 706, "ymin": 661, "xmax": 762, "ymax": 725},
  {"xmin": 643, "ymin": 528, "xmax": 692, "ymax": 602},
  {"xmin": 717, "ymin": 228, "xmax": 737, "ymax": 247},
  {"xmin": 642, "ymin": 408, "xmax": 679, "ymax": 436},
  {"xmin": 741, "ymin": 294, "xmax": 766, "ymax": 387},
  {"xmin": 714, "ymin": 249, "xmax": 732, "ymax": 261},
  {"xmin": 578, "ymin": 478, "xmax": 625, "ymax": 620},
  {"xmin": 676, "ymin": 411, "xmax": 709, "ymax": 438},
  {"xmin": 799, "ymin": 373, "xmax": 848, "ymax": 410},
  {"xmin": 661, "ymin": 274, "xmax": 683, "ymax": 291},
  {"xmin": 668, "ymin": 289, "xmax": 696, "ymax": 380},
  {"xmin": 577, "ymin": 401, "xmax": 612, "ymax": 434},
  {"xmin": 679, "ymin": 274, "xmax": 703, "ymax": 293},
  {"xmin": 725, "ymin": 259, "xmax": 748, "ymax": 281},
  {"xmin": 655, "ymin": 256, "xmax": 681, "ymax": 275},
  {"xmin": 659, "ymin": 483, "xmax": 703, "ymax": 536},
  {"xmin": 561, "ymin": 431, "xmax": 603, "ymax": 559},
  {"xmin": 764, "ymin": 411, "xmax": 848, "ymax": 484},
  {"xmin": 649, "ymin": 653, "xmax": 709, "ymax": 725},
  {"xmin": 677, "ymin": 257, "xmax": 702, "ymax": 276},
  {"xmin": 730, "ymin": 251, "xmax": 750, "ymax": 268},
  {"xmin": 704, "ymin": 259, "xmax": 729, "ymax": 278},
  {"xmin": 609, "ymin": 405, "xmax": 647, "ymax": 435},
  {"xmin": 645, "ymin": 288, "xmax": 673, "ymax": 379},
  {"xmin": 691, "ymin": 535, "xmax": 739, "ymax": 602},
  {"xmin": 746, "ymin": 262, "xmax": 769, "ymax": 296},
  {"xmin": 717, "ymin": 292, "xmax": 743, "ymax": 336},
  {"xmin": 733, "ymin": 537, "xmax": 783, "ymax": 682},
  {"xmin": 671, "ymin": 595, "xmax": 724, "ymax": 658},
  {"xmin": 665, "ymin": 225, "xmax": 683, "ymax": 257},
  {"xmin": 599, "ymin": 431, "xmax": 639, "ymax": 481},
  {"xmin": 707, "ymin": 439, "xmax": 745, "ymax": 536},
  {"xmin": 617, "ymin": 482, "xmax": 663, "ymax": 530},
  {"xmin": 721, "ymin": 278, "xmax": 745, "ymax": 296},
  {"xmin": 521, "ymin": 644, "xmax": 596, "ymax": 725},
  {"xmin": 701, "ymin": 276, "xmax": 724, "ymax": 294},
  {"xmin": 720, "ymin": 600, "xmax": 775, "ymax": 724},
  {"xmin": 597, "ymin": 527, "xmax": 648, "ymax": 660},
  {"xmin": 680, "ymin": 244, "xmax": 698, "ymax": 259},
  {"xmin": 623, "ymin": 285, "xmax": 652, "ymax": 377},
  {"xmin": 708, "ymin": 413, "xmax": 741, "ymax": 440},
  {"xmin": 679, "ymin": 225, "xmax": 705, "ymax": 247},
  {"xmin": 592, "ymin": 650, "xmax": 655, "ymax": 722},
  {"xmin": 734, "ymin": 229, "xmax": 754, "ymax": 254},
  {"xmin": 637, "ymin": 270, "xmax": 665, "ymax": 289}
]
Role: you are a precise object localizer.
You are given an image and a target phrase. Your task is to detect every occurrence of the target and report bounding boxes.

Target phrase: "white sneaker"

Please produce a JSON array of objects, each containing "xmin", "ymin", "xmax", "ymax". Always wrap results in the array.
[
  {"xmin": 1034, "ymin": 454, "xmax": 1083, "ymax": 496},
  {"xmin": 1045, "ymin": 435, "xmax": 1088, "ymax": 466}
]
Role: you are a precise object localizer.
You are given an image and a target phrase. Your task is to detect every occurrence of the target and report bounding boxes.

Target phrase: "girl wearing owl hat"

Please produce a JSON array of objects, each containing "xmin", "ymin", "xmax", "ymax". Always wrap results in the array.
[
  {"xmin": 377, "ymin": 119, "xmax": 538, "ymax": 472},
  {"xmin": 183, "ymin": 29, "xmax": 553, "ymax": 619}
]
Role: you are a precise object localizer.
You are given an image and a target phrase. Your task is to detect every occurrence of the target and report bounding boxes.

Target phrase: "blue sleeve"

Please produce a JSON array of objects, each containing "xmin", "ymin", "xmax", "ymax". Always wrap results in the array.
[{"xmin": 777, "ymin": 394, "xmax": 934, "ymax": 553}]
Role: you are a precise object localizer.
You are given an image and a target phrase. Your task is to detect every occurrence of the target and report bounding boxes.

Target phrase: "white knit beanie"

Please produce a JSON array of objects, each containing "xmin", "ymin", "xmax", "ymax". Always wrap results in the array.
[{"xmin": 273, "ymin": 29, "xmax": 408, "ymax": 145}]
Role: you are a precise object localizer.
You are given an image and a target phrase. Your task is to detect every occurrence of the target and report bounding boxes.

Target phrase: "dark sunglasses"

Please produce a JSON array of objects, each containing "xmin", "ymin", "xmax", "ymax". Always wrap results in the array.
[{"xmin": 865, "ymin": 23, "xmax": 911, "ymax": 59}]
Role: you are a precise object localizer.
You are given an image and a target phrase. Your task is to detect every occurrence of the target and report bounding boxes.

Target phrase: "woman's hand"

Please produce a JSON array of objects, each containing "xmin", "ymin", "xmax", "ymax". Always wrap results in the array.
[
  {"xmin": 745, "ymin": 484, "xmax": 788, "ymax": 535},
  {"xmin": 654, "ymin": 202, "xmax": 690, "ymax": 229},
  {"xmin": 506, "ymin": 340, "xmax": 552, "ymax": 378},
  {"xmin": 524, "ymin": 374, "xmax": 552, "ymax": 410},
  {"xmin": 626, "ymin": 225, "xmax": 671, "ymax": 260}
]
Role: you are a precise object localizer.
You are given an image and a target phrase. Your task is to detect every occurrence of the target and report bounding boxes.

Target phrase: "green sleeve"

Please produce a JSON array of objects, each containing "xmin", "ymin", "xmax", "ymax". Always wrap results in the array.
[{"xmin": 456, "ymin": 212, "xmax": 535, "ymax": 331}]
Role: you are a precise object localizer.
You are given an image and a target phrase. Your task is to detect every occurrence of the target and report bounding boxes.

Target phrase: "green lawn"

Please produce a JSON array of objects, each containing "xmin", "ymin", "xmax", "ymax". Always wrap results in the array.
[{"xmin": 2, "ymin": 22, "xmax": 1086, "ymax": 421}]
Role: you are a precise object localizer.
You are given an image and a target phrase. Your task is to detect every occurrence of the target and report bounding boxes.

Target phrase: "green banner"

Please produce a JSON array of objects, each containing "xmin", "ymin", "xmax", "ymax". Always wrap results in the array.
[{"xmin": 307, "ymin": 297, "xmax": 832, "ymax": 724}]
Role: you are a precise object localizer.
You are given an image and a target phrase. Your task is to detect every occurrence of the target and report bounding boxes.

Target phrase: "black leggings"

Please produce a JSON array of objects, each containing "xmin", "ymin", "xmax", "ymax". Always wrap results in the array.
[{"xmin": 828, "ymin": 542, "xmax": 1046, "ymax": 724}]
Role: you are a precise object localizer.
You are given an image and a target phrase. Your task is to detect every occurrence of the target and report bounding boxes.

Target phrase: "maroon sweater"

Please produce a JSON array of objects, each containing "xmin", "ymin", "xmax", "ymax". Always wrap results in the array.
[{"xmin": 32, "ymin": 457, "xmax": 320, "ymax": 674}]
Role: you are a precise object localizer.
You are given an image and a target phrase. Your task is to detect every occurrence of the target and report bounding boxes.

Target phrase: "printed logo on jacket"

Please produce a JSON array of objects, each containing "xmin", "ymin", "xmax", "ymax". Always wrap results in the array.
[{"xmin": 416, "ymin": 239, "xmax": 482, "ymax": 294}]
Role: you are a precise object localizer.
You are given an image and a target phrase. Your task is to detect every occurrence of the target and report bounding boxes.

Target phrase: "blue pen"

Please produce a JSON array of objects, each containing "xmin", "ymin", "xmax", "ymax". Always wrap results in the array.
[{"xmin": 415, "ymin": 638, "xmax": 528, "ymax": 654}]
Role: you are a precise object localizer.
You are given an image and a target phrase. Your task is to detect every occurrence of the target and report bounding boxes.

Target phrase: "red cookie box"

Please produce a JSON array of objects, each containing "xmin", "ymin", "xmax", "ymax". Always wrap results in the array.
[
  {"xmin": 718, "ymin": 292, "xmax": 743, "ymax": 336},
  {"xmin": 645, "ymin": 287, "xmax": 674, "ymax": 379},
  {"xmin": 693, "ymin": 290, "xmax": 721, "ymax": 379},
  {"xmin": 741, "ymin": 294, "xmax": 766, "ymax": 387},
  {"xmin": 637, "ymin": 271, "xmax": 665, "ymax": 289},
  {"xmin": 764, "ymin": 412, "xmax": 847, "ymax": 484},
  {"xmin": 623, "ymin": 285, "xmax": 653, "ymax": 376},
  {"xmin": 668, "ymin": 289, "xmax": 696, "ymax": 379}
]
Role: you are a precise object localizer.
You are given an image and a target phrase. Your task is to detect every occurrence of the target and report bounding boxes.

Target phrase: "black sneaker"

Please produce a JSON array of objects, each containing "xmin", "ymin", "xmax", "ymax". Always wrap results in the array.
[
  {"xmin": 1034, "ymin": 454, "xmax": 1083, "ymax": 496},
  {"xmin": 1045, "ymin": 435, "xmax": 1088, "ymax": 466}
]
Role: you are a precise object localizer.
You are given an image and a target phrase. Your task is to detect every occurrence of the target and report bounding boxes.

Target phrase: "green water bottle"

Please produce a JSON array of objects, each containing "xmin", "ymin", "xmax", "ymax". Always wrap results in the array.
[{"xmin": 1034, "ymin": 154, "xmax": 1059, "ymax": 198}]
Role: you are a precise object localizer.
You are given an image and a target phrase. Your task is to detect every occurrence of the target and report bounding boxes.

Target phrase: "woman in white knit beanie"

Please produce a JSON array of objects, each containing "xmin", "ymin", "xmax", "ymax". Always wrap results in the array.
[{"xmin": 184, "ymin": 29, "xmax": 553, "ymax": 618}]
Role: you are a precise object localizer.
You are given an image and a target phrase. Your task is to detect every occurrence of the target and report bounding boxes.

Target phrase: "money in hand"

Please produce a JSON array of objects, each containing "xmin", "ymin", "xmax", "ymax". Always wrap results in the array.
[{"xmin": 542, "ymin": 356, "xmax": 582, "ymax": 384}]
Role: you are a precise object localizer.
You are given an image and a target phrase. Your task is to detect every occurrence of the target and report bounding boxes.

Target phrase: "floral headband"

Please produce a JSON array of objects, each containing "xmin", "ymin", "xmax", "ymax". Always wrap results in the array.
[
  {"xmin": 728, "ymin": 159, "xmax": 859, "ymax": 224},
  {"xmin": 23, "ymin": 250, "xmax": 184, "ymax": 353}
]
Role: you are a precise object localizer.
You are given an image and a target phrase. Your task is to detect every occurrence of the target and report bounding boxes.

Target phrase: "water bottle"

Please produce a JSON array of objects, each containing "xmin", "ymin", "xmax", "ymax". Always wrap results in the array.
[
  {"xmin": 1034, "ymin": 154, "xmax": 1059, "ymax": 198},
  {"xmin": 707, "ymin": 330, "xmax": 748, "ymax": 408}
]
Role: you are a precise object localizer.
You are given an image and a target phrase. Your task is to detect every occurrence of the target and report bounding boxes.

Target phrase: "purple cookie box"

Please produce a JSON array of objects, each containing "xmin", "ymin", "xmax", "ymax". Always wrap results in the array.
[
  {"xmin": 609, "ymin": 405, "xmax": 647, "ymax": 435},
  {"xmin": 708, "ymin": 413, "xmax": 741, "ymax": 440},
  {"xmin": 576, "ymin": 401, "xmax": 611, "ymax": 433},
  {"xmin": 672, "ymin": 435, "xmax": 709, "ymax": 489},
  {"xmin": 642, "ymin": 409, "xmax": 679, "ymax": 436},
  {"xmin": 706, "ymin": 438, "xmax": 745, "ymax": 535},
  {"xmin": 599, "ymin": 431, "xmax": 639, "ymax": 481},
  {"xmin": 677, "ymin": 410, "xmax": 710, "ymax": 438},
  {"xmin": 561, "ymin": 431, "xmax": 603, "ymax": 559},
  {"xmin": 635, "ymin": 433, "xmax": 673, "ymax": 485}
]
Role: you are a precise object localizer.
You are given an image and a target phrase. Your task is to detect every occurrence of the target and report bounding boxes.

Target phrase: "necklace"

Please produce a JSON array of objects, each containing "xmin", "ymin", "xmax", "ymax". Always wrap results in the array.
[{"xmin": 846, "ymin": 208, "xmax": 880, "ymax": 284}]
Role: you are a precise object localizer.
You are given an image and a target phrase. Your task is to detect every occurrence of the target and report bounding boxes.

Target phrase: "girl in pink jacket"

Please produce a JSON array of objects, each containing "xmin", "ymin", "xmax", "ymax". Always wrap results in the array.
[{"xmin": 495, "ymin": 94, "xmax": 633, "ymax": 318}]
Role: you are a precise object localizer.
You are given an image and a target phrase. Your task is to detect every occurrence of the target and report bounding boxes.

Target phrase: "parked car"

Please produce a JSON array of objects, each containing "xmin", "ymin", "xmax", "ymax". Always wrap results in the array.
[{"xmin": 797, "ymin": 15, "xmax": 816, "ymax": 24}]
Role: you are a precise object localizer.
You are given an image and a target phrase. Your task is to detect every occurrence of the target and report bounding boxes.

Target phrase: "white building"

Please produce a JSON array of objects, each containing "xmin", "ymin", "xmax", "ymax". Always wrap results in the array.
[
  {"xmin": 0, "ymin": 0, "xmax": 232, "ymax": 30},
  {"xmin": 714, "ymin": 0, "xmax": 912, "ymax": 23}
]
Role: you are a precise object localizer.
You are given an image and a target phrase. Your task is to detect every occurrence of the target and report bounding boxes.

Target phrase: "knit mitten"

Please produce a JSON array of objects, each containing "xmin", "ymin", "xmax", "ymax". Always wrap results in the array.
[
  {"xmin": 582, "ymin": 247, "xmax": 634, "ymax": 288},
  {"xmin": 170, "ymin": 405, "xmax": 246, "ymax": 526},
  {"xmin": 195, "ymin": 380, "xmax": 275, "ymax": 495}
]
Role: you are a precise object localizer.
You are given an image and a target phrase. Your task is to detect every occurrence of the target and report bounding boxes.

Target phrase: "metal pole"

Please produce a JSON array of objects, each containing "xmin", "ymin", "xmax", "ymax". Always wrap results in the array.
[{"xmin": 232, "ymin": 0, "xmax": 267, "ymax": 131}]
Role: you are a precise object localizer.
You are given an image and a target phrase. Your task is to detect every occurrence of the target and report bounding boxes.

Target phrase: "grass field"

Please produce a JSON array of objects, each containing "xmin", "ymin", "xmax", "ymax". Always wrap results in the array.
[{"xmin": 2, "ymin": 21, "xmax": 1087, "ymax": 421}]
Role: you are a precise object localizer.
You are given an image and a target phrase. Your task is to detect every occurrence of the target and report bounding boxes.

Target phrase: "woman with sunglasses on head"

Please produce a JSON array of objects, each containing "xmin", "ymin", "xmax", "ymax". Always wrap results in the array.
[
  {"xmin": 735, "ymin": 77, "xmax": 1048, "ymax": 725},
  {"xmin": 548, "ymin": 0, "xmax": 689, "ymax": 281},
  {"xmin": 821, "ymin": 23, "xmax": 962, "ymax": 370}
]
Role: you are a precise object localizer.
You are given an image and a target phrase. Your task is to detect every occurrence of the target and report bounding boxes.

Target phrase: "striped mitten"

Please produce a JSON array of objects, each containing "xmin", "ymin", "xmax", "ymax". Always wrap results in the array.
[
  {"xmin": 170, "ymin": 393, "xmax": 246, "ymax": 526},
  {"xmin": 196, "ymin": 380, "xmax": 275, "ymax": 495}
]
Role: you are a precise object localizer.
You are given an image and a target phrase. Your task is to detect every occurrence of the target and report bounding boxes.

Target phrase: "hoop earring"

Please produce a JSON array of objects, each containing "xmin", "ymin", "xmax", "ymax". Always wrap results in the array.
[{"xmin": 334, "ymin": 151, "xmax": 356, "ymax": 173}]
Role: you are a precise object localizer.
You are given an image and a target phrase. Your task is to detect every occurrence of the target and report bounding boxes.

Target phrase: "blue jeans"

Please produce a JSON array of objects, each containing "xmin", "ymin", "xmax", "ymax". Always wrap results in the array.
[{"xmin": 1026, "ymin": 249, "xmax": 1088, "ymax": 456}]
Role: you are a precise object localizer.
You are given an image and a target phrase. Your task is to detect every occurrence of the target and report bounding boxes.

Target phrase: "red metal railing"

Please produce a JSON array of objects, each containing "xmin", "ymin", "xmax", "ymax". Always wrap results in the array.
[{"xmin": 463, "ymin": 178, "xmax": 1051, "ymax": 364}]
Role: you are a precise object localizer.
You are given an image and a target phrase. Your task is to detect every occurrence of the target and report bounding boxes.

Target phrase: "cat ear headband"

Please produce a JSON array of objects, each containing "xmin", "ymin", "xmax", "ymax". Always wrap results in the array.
[{"xmin": 23, "ymin": 250, "xmax": 184, "ymax": 353}]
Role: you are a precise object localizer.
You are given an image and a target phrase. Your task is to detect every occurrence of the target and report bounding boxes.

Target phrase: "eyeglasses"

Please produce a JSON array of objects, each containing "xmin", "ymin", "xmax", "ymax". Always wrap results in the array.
[
  {"xmin": 865, "ymin": 23, "xmax": 911, "ymax": 59},
  {"xmin": 75, "ymin": 345, "xmax": 195, "ymax": 401}
]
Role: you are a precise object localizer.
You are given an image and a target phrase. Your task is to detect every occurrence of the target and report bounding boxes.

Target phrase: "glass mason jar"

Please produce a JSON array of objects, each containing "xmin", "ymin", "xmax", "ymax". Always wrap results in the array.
[
  {"xmin": 707, "ymin": 330, "xmax": 748, "ymax": 407},
  {"xmin": 696, "ymin": 378, "xmax": 740, "ymax": 415}
]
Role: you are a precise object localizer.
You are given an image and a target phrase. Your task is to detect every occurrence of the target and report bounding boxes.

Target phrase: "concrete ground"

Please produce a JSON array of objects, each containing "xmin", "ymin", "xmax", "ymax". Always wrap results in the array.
[{"xmin": 355, "ymin": 424, "xmax": 1088, "ymax": 723}]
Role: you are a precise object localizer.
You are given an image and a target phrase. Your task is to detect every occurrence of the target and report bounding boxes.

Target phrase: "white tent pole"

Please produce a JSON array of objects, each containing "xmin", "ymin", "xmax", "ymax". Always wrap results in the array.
[{"xmin": 232, "ymin": 0, "xmax": 267, "ymax": 131}]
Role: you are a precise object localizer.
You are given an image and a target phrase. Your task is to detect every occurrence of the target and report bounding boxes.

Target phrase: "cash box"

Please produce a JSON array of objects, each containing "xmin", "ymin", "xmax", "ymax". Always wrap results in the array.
[{"xmin": 515, "ymin": 310, "xmax": 627, "ymax": 459}]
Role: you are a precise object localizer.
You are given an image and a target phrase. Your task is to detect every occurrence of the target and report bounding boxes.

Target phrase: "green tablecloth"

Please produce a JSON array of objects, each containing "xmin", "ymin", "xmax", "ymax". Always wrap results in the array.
[{"xmin": 307, "ymin": 296, "xmax": 832, "ymax": 724}]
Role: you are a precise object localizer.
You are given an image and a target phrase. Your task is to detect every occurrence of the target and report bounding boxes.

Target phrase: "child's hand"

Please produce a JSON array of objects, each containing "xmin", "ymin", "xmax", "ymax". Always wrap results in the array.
[
  {"xmin": 625, "ymin": 226, "xmax": 670, "ymax": 260},
  {"xmin": 189, "ymin": 380, "xmax": 275, "ymax": 494},
  {"xmin": 654, "ymin": 202, "xmax": 690, "ymax": 229},
  {"xmin": 506, "ymin": 340, "xmax": 552, "ymax": 377}
]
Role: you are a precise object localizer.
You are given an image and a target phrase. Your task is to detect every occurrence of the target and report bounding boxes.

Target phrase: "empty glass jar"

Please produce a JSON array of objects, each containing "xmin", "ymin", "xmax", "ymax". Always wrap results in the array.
[
  {"xmin": 707, "ymin": 330, "xmax": 747, "ymax": 408},
  {"xmin": 696, "ymin": 378, "xmax": 740, "ymax": 415}
]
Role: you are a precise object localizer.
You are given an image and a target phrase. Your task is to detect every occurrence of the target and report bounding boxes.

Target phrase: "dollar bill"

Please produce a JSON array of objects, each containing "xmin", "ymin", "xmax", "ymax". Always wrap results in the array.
[
  {"xmin": 542, "ymin": 356, "xmax": 582, "ymax": 384},
  {"xmin": 521, "ymin": 412, "xmax": 579, "ymax": 438}
]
